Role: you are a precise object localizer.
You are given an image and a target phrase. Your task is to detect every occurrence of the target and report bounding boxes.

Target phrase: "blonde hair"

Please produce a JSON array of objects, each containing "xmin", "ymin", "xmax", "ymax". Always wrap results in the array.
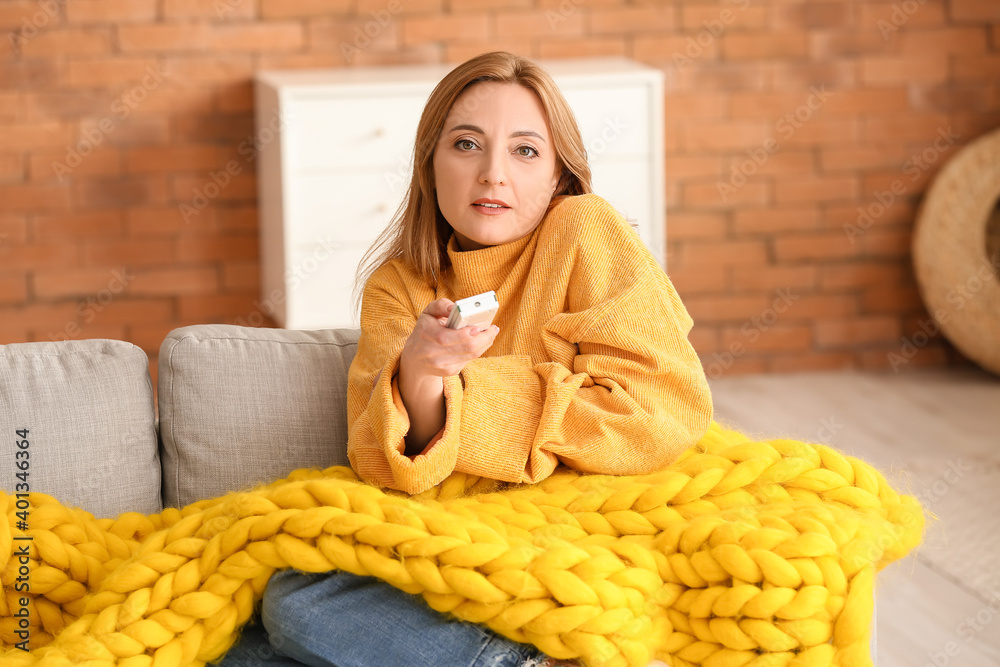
[{"xmin": 354, "ymin": 51, "xmax": 592, "ymax": 307}]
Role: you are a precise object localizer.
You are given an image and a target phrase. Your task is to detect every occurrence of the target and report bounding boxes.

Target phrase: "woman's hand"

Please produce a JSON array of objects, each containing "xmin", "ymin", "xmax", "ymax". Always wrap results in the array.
[
  {"xmin": 401, "ymin": 298, "xmax": 500, "ymax": 377},
  {"xmin": 397, "ymin": 298, "xmax": 499, "ymax": 455}
]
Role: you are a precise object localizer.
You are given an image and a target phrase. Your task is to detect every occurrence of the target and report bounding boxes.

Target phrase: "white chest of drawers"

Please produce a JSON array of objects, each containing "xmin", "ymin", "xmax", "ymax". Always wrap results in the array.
[{"xmin": 255, "ymin": 57, "xmax": 664, "ymax": 329}]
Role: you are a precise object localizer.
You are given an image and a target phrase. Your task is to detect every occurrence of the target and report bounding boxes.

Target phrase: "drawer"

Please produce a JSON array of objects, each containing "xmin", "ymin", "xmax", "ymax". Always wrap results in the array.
[
  {"xmin": 285, "ymin": 93, "xmax": 428, "ymax": 171},
  {"xmin": 284, "ymin": 242, "xmax": 371, "ymax": 329},
  {"xmin": 286, "ymin": 170, "xmax": 405, "ymax": 247},
  {"xmin": 561, "ymin": 84, "xmax": 652, "ymax": 158}
]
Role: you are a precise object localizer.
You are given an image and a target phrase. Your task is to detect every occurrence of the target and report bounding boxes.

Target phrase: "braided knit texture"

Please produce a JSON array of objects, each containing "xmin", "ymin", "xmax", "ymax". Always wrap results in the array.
[{"xmin": 1, "ymin": 423, "xmax": 923, "ymax": 667}]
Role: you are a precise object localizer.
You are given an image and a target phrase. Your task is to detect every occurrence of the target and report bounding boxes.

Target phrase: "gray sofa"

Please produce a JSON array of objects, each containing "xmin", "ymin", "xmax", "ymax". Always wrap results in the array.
[{"xmin": 0, "ymin": 324, "xmax": 361, "ymax": 518}]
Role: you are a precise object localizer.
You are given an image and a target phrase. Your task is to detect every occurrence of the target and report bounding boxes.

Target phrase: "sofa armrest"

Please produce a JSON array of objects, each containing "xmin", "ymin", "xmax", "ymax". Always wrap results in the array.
[
  {"xmin": 0, "ymin": 338, "xmax": 160, "ymax": 517},
  {"xmin": 158, "ymin": 324, "xmax": 359, "ymax": 508}
]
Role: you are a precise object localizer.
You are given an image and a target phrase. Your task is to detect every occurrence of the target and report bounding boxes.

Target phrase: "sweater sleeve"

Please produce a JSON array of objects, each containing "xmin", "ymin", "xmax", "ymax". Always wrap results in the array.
[
  {"xmin": 453, "ymin": 197, "xmax": 713, "ymax": 482},
  {"xmin": 346, "ymin": 264, "xmax": 464, "ymax": 493}
]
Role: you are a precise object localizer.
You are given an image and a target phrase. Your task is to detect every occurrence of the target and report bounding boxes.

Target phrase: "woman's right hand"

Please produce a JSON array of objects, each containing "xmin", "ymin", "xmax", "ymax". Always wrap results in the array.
[
  {"xmin": 396, "ymin": 298, "xmax": 499, "ymax": 455},
  {"xmin": 400, "ymin": 298, "xmax": 500, "ymax": 378}
]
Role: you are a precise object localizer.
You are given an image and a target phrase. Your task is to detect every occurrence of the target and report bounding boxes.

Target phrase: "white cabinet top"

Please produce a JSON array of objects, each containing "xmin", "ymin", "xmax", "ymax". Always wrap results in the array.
[{"xmin": 256, "ymin": 57, "xmax": 663, "ymax": 94}]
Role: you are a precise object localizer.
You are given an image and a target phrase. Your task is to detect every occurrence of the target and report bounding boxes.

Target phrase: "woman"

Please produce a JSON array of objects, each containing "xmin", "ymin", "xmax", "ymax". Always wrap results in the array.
[{"xmin": 225, "ymin": 51, "xmax": 712, "ymax": 667}]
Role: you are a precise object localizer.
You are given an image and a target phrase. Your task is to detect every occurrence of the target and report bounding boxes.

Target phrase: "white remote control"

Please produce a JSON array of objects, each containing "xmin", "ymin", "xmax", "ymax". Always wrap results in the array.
[{"xmin": 445, "ymin": 291, "xmax": 499, "ymax": 330}]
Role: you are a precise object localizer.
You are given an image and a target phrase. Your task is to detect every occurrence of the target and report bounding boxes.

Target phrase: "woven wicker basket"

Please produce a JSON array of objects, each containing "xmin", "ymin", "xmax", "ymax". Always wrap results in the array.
[{"xmin": 913, "ymin": 126, "xmax": 1000, "ymax": 375}]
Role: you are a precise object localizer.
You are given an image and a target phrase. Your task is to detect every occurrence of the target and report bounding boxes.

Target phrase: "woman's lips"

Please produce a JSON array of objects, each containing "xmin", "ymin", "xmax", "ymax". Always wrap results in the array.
[{"xmin": 471, "ymin": 198, "xmax": 510, "ymax": 215}]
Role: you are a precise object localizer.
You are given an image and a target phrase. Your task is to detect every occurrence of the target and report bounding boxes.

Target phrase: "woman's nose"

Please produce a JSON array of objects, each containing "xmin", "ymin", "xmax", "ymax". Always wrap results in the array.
[{"xmin": 478, "ymin": 149, "xmax": 507, "ymax": 185}]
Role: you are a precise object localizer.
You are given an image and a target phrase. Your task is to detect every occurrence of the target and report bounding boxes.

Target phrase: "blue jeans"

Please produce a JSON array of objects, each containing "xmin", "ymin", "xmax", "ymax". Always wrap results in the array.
[{"xmin": 216, "ymin": 570, "xmax": 548, "ymax": 667}]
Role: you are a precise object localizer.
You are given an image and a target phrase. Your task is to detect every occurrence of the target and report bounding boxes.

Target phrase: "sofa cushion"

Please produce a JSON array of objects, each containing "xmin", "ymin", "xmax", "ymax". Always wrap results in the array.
[
  {"xmin": 158, "ymin": 325, "xmax": 360, "ymax": 508},
  {"xmin": 0, "ymin": 339, "xmax": 160, "ymax": 518}
]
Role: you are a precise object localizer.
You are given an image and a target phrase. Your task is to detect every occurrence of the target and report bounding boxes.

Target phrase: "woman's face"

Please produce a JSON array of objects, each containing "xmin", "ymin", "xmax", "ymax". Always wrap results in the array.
[{"xmin": 432, "ymin": 82, "xmax": 561, "ymax": 251}]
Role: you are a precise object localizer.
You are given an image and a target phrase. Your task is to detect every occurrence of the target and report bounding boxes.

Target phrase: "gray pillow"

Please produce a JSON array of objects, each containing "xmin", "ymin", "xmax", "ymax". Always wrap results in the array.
[
  {"xmin": 0, "ymin": 339, "xmax": 160, "ymax": 518},
  {"xmin": 158, "ymin": 325, "xmax": 359, "ymax": 508}
]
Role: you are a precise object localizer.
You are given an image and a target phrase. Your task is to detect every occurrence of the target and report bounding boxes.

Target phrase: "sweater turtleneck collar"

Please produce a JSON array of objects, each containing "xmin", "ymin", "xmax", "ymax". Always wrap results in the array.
[{"xmin": 444, "ymin": 226, "xmax": 540, "ymax": 299}]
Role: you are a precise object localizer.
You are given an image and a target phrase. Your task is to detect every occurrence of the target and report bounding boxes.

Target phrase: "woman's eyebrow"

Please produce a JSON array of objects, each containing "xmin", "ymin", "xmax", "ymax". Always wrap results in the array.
[{"xmin": 446, "ymin": 123, "xmax": 547, "ymax": 143}]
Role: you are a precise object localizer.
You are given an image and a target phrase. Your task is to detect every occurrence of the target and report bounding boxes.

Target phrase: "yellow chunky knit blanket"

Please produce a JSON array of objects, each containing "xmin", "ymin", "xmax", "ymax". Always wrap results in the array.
[{"xmin": 1, "ymin": 423, "xmax": 923, "ymax": 667}]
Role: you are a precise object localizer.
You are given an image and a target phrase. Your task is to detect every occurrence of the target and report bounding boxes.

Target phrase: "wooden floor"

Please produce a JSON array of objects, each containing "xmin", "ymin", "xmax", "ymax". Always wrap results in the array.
[{"xmin": 708, "ymin": 367, "xmax": 1000, "ymax": 666}]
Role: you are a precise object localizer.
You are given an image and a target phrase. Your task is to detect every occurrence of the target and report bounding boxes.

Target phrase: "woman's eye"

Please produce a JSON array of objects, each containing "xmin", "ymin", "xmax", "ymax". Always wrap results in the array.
[
  {"xmin": 516, "ymin": 145, "xmax": 538, "ymax": 158},
  {"xmin": 457, "ymin": 139, "xmax": 477, "ymax": 150}
]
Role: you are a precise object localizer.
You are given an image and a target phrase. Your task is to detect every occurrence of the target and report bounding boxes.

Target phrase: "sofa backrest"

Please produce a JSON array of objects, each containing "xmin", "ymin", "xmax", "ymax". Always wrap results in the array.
[
  {"xmin": 0, "ymin": 325, "xmax": 361, "ymax": 518},
  {"xmin": 0, "ymin": 338, "xmax": 160, "ymax": 517},
  {"xmin": 158, "ymin": 325, "xmax": 360, "ymax": 508}
]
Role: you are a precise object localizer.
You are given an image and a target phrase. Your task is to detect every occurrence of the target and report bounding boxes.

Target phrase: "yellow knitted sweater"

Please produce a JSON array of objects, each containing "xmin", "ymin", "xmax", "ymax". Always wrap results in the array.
[{"xmin": 348, "ymin": 194, "xmax": 714, "ymax": 494}]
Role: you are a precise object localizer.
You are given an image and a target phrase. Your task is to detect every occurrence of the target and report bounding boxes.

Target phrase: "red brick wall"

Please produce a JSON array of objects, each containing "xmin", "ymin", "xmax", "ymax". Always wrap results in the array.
[{"xmin": 1, "ymin": 0, "xmax": 998, "ymax": 381}]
